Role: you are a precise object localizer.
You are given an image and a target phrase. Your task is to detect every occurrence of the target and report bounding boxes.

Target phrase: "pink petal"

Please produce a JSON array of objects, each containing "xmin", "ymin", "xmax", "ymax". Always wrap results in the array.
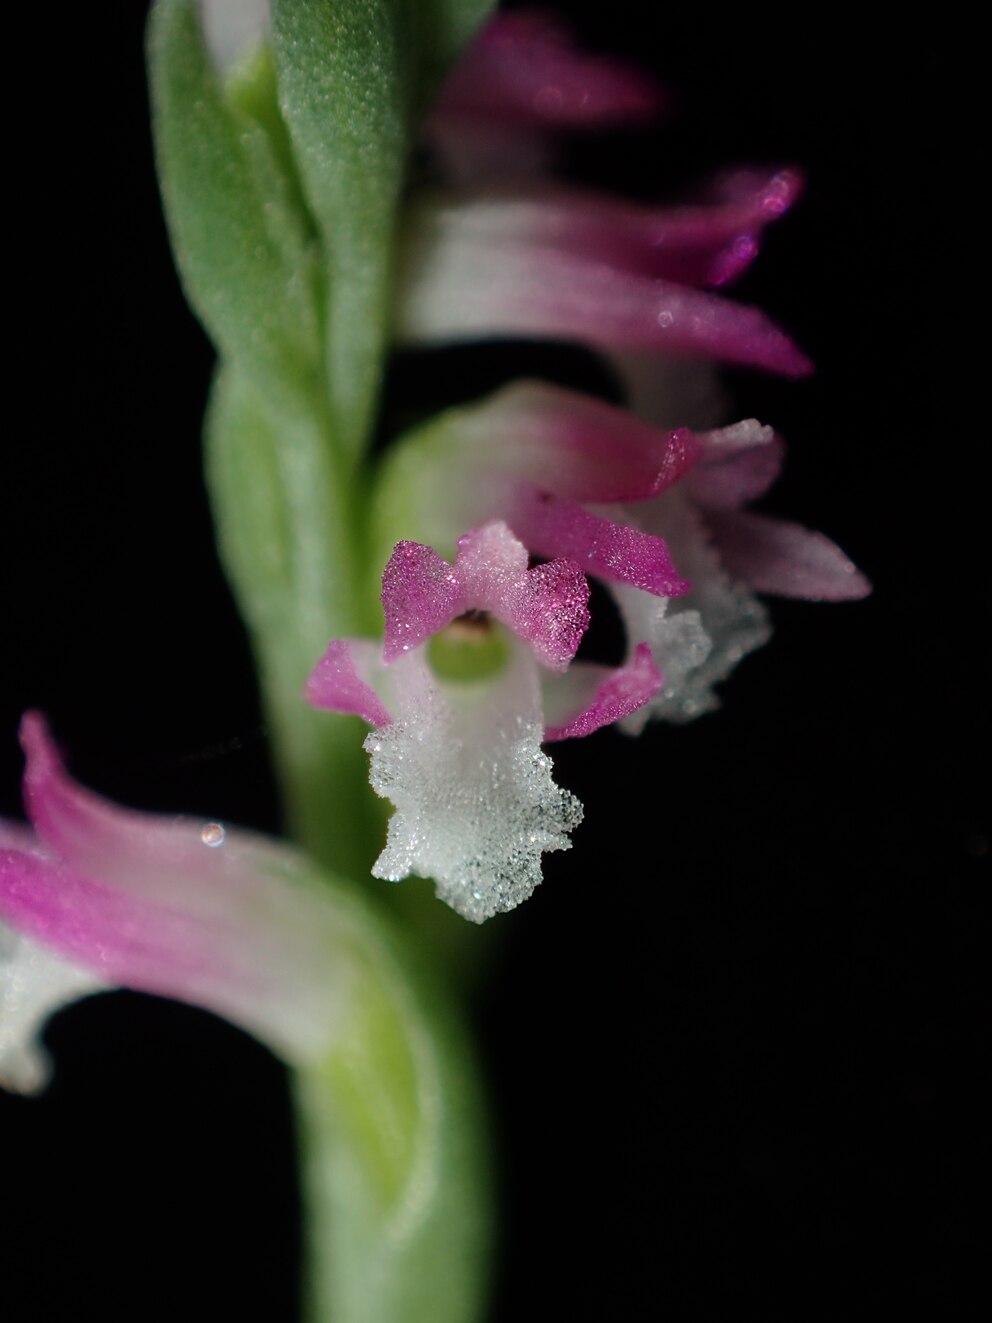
[
  {"xmin": 510, "ymin": 557, "xmax": 590, "ymax": 671},
  {"xmin": 398, "ymin": 209, "xmax": 813, "ymax": 378},
  {"xmin": 638, "ymin": 168, "xmax": 804, "ymax": 287},
  {"xmin": 469, "ymin": 380, "xmax": 702, "ymax": 502},
  {"xmin": 21, "ymin": 713, "xmax": 283, "ymax": 905},
  {"xmin": 505, "ymin": 484, "xmax": 691, "ymax": 597},
  {"xmin": 381, "ymin": 540, "xmax": 462, "ymax": 661},
  {"xmin": 0, "ymin": 848, "xmax": 253, "ymax": 1004},
  {"xmin": 6, "ymin": 715, "xmax": 351, "ymax": 1063},
  {"xmin": 544, "ymin": 644, "xmax": 664, "ymax": 741},
  {"xmin": 428, "ymin": 170, "xmax": 801, "ymax": 288},
  {"xmin": 453, "ymin": 522, "xmax": 591, "ymax": 670},
  {"xmin": 684, "ymin": 419, "xmax": 785, "ymax": 510},
  {"xmin": 431, "ymin": 12, "xmax": 665, "ymax": 130},
  {"xmin": 379, "ymin": 522, "xmax": 590, "ymax": 671},
  {"xmin": 706, "ymin": 512, "xmax": 872, "ymax": 600},
  {"xmin": 305, "ymin": 639, "xmax": 393, "ymax": 726}
]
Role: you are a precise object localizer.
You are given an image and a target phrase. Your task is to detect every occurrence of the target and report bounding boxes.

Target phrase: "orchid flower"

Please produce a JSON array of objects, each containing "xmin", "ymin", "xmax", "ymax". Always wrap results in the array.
[
  {"xmin": 4, "ymin": 5, "xmax": 871, "ymax": 1322},
  {"xmin": 374, "ymin": 378, "xmax": 869, "ymax": 733},
  {"xmin": 307, "ymin": 520, "xmax": 661, "ymax": 921},
  {"xmin": 0, "ymin": 714, "xmax": 350, "ymax": 1091}
]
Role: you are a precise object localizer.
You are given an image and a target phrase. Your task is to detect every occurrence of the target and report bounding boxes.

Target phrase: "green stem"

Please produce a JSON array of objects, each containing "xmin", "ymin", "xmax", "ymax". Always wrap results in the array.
[
  {"xmin": 294, "ymin": 903, "xmax": 492, "ymax": 1323},
  {"xmin": 206, "ymin": 363, "xmax": 382, "ymax": 880}
]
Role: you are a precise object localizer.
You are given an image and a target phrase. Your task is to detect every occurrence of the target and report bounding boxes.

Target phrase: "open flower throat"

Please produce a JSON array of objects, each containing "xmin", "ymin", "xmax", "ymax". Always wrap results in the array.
[{"xmin": 428, "ymin": 611, "xmax": 512, "ymax": 682}]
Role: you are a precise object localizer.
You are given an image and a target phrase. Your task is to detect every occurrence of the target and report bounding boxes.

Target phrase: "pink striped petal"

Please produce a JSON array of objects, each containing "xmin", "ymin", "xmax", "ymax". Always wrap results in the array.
[
  {"xmin": 707, "ymin": 512, "xmax": 872, "ymax": 600},
  {"xmin": 467, "ymin": 381, "xmax": 701, "ymax": 502},
  {"xmin": 509, "ymin": 556, "xmax": 591, "ymax": 670},
  {"xmin": 684, "ymin": 419, "xmax": 785, "ymax": 510},
  {"xmin": 305, "ymin": 639, "xmax": 393, "ymax": 726},
  {"xmin": 379, "ymin": 522, "xmax": 590, "ymax": 671},
  {"xmin": 364, "ymin": 648, "xmax": 582, "ymax": 921},
  {"xmin": 22, "ymin": 713, "xmax": 284, "ymax": 906},
  {"xmin": 431, "ymin": 12, "xmax": 665, "ymax": 130},
  {"xmin": 398, "ymin": 208, "xmax": 813, "ymax": 378},
  {"xmin": 5, "ymin": 715, "xmax": 352, "ymax": 1064},
  {"xmin": 505, "ymin": 485, "xmax": 691, "ymax": 597},
  {"xmin": 640, "ymin": 168, "xmax": 804, "ymax": 287},
  {"xmin": 427, "ymin": 170, "xmax": 801, "ymax": 288},
  {"xmin": 381, "ymin": 540, "xmax": 462, "ymax": 661},
  {"xmin": 544, "ymin": 644, "xmax": 663, "ymax": 741},
  {"xmin": 454, "ymin": 522, "xmax": 591, "ymax": 670}
]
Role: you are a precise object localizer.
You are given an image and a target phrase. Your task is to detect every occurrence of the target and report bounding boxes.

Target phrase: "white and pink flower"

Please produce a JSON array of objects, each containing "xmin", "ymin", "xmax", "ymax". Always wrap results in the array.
[
  {"xmin": 307, "ymin": 521, "xmax": 661, "ymax": 921},
  {"xmin": 0, "ymin": 714, "xmax": 355, "ymax": 1091}
]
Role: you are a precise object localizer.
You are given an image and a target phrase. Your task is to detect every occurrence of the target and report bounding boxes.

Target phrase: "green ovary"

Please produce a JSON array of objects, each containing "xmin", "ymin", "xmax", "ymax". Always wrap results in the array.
[{"xmin": 427, "ymin": 614, "xmax": 510, "ymax": 682}]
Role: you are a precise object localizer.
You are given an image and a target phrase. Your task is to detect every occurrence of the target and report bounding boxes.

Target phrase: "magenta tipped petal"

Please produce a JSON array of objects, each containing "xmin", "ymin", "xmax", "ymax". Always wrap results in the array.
[
  {"xmin": 378, "ymin": 522, "xmax": 590, "ymax": 672},
  {"xmin": 432, "ymin": 12, "xmax": 666, "ymax": 131},
  {"xmin": 475, "ymin": 381, "xmax": 702, "ymax": 503},
  {"xmin": 707, "ymin": 512, "xmax": 872, "ymax": 600},
  {"xmin": 425, "ymin": 170, "xmax": 801, "ymax": 290},
  {"xmin": 513, "ymin": 557, "xmax": 591, "ymax": 670},
  {"xmin": 382, "ymin": 540, "xmax": 462, "ymax": 661},
  {"xmin": 20, "ymin": 712, "xmax": 286, "ymax": 903},
  {"xmin": 305, "ymin": 640, "xmax": 393, "ymax": 726},
  {"xmin": 399, "ymin": 213, "xmax": 813, "ymax": 378},
  {"xmin": 506, "ymin": 485, "xmax": 691, "ymax": 597},
  {"xmin": 453, "ymin": 522, "xmax": 591, "ymax": 670},
  {"xmin": 544, "ymin": 645, "xmax": 664, "ymax": 741}
]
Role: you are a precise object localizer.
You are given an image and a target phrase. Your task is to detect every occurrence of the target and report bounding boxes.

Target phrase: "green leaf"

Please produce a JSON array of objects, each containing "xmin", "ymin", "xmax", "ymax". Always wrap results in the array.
[
  {"xmin": 148, "ymin": 0, "xmax": 322, "ymax": 402},
  {"xmin": 271, "ymin": 0, "xmax": 414, "ymax": 460},
  {"xmin": 270, "ymin": 0, "xmax": 494, "ymax": 461},
  {"xmin": 296, "ymin": 889, "xmax": 491, "ymax": 1323}
]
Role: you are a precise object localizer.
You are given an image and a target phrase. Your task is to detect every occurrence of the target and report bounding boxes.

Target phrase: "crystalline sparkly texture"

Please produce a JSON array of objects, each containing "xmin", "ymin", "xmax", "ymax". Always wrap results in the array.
[
  {"xmin": 365, "ymin": 649, "xmax": 582, "ymax": 923},
  {"xmin": 308, "ymin": 521, "xmax": 661, "ymax": 918},
  {"xmin": 381, "ymin": 521, "xmax": 590, "ymax": 670}
]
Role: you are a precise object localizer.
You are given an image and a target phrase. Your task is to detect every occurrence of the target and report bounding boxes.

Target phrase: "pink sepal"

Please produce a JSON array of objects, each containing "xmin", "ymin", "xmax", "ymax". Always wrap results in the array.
[
  {"xmin": 431, "ymin": 12, "xmax": 665, "ymax": 131},
  {"xmin": 2, "ymin": 715, "xmax": 350, "ymax": 1064},
  {"xmin": 380, "ymin": 521, "xmax": 590, "ymax": 671},
  {"xmin": 305, "ymin": 639, "xmax": 394, "ymax": 726},
  {"xmin": 399, "ymin": 215, "xmax": 813, "ymax": 379},
  {"xmin": 0, "ymin": 847, "xmax": 247, "ymax": 1002},
  {"xmin": 707, "ymin": 512, "xmax": 872, "ymax": 600},
  {"xmin": 21, "ymin": 713, "xmax": 285, "ymax": 902},
  {"xmin": 544, "ymin": 644, "xmax": 664, "ymax": 741},
  {"xmin": 435, "ymin": 169, "xmax": 801, "ymax": 289},
  {"xmin": 381, "ymin": 541, "xmax": 462, "ymax": 662},
  {"xmin": 639, "ymin": 168, "xmax": 804, "ymax": 287},
  {"xmin": 506, "ymin": 485, "xmax": 691, "ymax": 598},
  {"xmin": 478, "ymin": 381, "xmax": 702, "ymax": 503},
  {"xmin": 684, "ymin": 420, "xmax": 785, "ymax": 510}
]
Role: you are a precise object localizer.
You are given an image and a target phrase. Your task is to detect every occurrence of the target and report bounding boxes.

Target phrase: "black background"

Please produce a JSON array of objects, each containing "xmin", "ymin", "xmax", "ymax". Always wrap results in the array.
[{"xmin": 3, "ymin": 3, "xmax": 983, "ymax": 1321}]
